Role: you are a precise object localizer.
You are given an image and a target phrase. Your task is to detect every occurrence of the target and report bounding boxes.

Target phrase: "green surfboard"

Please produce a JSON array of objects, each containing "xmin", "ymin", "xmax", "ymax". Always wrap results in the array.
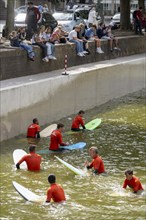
[{"xmin": 66, "ymin": 118, "xmax": 102, "ymax": 134}]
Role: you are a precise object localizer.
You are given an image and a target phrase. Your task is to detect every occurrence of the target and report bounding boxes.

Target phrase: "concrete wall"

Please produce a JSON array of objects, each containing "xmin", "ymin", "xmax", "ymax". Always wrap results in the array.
[
  {"xmin": 0, "ymin": 54, "xmax": 145, "ymax": 141},
  {"xmin": 0, "ymin": 35, "xmax": 146, "ymax": 80}
]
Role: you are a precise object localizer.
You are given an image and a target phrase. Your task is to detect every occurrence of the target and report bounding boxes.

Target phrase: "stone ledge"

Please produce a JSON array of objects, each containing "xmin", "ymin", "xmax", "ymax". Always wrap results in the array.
[{"xmin": 0, "ymin": 35, "xmax": 146, "ymax": 81}]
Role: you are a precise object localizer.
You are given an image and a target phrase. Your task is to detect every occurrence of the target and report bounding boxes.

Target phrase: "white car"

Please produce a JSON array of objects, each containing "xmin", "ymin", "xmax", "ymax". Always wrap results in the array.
[
  {"xmin": 110, "ymin": 12, "xmax": 133, "ymax": 29},
  {"xmin": 53, "ymin": 11, "xmax": 86, "ymax": 32}
]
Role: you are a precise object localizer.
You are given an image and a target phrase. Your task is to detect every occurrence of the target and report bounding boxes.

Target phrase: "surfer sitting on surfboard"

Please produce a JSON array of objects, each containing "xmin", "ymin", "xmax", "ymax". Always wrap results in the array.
[
  {"xmin": 46, "ymin": 174, "xmax": 66, "ymax": 203},
  {"xmin": 49, "ymin": 123, "xmax": 69, "ymax": 151},
  {"xmin": 85, "ymin": 147, "xmax": 106, "ymax": 175},
  {"xmin": 16, "ymin": 145, "xmax": 42, "ymax": 171},
  {"xmin": 71, "ymin": 110, "xmax": 86, "ymax": 131},
  {"xmin": 122, "ymin": 169, "xmax": 144, "ymax": 193}
]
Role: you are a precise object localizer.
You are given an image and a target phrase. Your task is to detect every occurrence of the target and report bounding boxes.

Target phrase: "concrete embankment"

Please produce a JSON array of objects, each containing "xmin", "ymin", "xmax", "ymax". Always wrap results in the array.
[
  {"xmin": 0, "ymin": 54, "xmax": 145, "ymax": 141},
  {"xmin": 0, "ymin": 35, "xmax": 146, "ymax": 80}
]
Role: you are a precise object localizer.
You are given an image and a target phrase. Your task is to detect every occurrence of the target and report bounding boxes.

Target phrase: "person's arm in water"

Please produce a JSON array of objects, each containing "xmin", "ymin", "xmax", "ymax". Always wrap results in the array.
[
  {"xmin": 79, "ymin": 117, "xmax": 86, "ymax": 129},
  {"xmin": 36, "ymin": 132, "xmax": 40, "ymax": 138},
  {"xmin": 16, "ymin": 155, "xmax": 27, "ymax": 169},
  {"xmin": 16, "ymin": 163, "xmax": 20, "ymax": 169}
]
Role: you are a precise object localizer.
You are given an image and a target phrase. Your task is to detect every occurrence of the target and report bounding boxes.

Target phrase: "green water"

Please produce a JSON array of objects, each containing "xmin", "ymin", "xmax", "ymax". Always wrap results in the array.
[{"xmin": 0, "ymin": 90, "xmax": 146, "ymax": 220}]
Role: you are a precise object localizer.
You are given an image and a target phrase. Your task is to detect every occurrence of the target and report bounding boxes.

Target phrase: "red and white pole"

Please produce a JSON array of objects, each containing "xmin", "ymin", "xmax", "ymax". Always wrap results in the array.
[{"xmin": 62, "ymin": 54, "xmax": 69, "ymax": 75}]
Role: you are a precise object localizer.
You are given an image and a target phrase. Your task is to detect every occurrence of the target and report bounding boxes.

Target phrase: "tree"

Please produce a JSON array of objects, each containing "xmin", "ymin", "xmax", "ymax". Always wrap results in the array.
[
  {"xmin": 5, "ymin": 0, "xmax": 15, "ymax": 37},
  {"xmin": 138, "ymin": 0, "xmax": 145, "ymax": 12},
  {"xmin": 120, "ymin": 0, "xmax": 131, "ymax": 30}
]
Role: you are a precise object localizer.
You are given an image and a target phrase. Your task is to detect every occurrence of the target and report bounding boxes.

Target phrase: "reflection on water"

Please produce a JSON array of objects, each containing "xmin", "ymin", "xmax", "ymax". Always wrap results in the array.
[{"xmin": 0, "ymin": 89, "xmax": 146, "ymax": 220}]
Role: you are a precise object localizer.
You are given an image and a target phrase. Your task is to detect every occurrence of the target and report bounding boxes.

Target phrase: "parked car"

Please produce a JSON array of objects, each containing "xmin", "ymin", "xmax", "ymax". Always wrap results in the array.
[
  {"xmin": 53, "ymin": 6, "xmax": 101, "ymax": 32},
  {"xmin": 14, "ymin": 5, "xmax": 27, "ymax": 15},
  {"xmin": 52, "ymin": 11, "xmax": 86, "ymax": 32},
  {"xmin": 75, "ymin": 5, "xmax": 101, "ymax": 26},
  {"xmin": 110, "ymin": 12, "xmax": 133, "ymax": 29},
  {"xmin": 2, "ymin": 12, "xmax": 58, "ymax": 37}
]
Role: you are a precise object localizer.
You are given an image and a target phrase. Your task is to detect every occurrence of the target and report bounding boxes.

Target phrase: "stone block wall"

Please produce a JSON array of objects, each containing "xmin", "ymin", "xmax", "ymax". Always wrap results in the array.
[{"xmin": 0, "ymin": 35, "xmax": 146, "ymax": 81}]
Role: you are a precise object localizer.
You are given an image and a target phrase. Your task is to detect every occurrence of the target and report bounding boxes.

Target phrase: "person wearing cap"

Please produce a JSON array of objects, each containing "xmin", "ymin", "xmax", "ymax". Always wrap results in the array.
[
  {"xmin": 71, "ymin": 110, "xmax": 86, "ymax": 131},
  {"xmin": 123, "ymin": 170, "xmax": 144, "ymax": 193},
  {"xmin": 68, "ymin": 25, "xmax": 87, "ymax": 57},
  {"xmin": 46, "ymin": 174, "xmax": 66, "ymax": 203},
  {"xmin": 85, "ymin": 147, "xmax": 106, "ymax": 175},
  {"xmin": 16, "ymin": 145, "xmax": 42, "ymax": 171},
  {"xmin": 49, "ymin": 123, "xmax": 69, "ymax": 151}
]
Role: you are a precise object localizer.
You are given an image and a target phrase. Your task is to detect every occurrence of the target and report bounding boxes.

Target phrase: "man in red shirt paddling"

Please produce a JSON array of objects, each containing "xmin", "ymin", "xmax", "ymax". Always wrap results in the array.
[
  {"xmin": 49, "ymin": 123, "xmax": 69, "ymax": 151},
  {"xmin": 16, "ymin": 145, "xmax": 41, "ymax": 171},
  {"xmin": 46, "ymin": 174, "xmax": 66, "ymax": 203},
  {"xmin": 71, "ymin": 110, "xmax": 86, "ymax": 131},
  {"xmin": 85, "ymin": 146, "xmax": 106, "ymax": 175},
  {"xmin": 123, "ymin": 169, "xmax": 144, "ymax": 193}
]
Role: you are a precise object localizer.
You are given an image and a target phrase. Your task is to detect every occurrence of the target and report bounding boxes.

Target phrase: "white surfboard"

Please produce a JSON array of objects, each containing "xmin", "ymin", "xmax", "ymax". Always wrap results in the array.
[
  {"xmin": 13, "ymin": 149, "xmax": 27, "ymax": 169},
  {"xmin": 12, "ymin": 181, "xmax": 45, "ymax": 203},
  {"xmin": 55, "ymin": 156, "xmax": 86, "ymax": 176},
  {"xmin": 40, "ymin": 124, "xmax": 57, "ymax": 137}
]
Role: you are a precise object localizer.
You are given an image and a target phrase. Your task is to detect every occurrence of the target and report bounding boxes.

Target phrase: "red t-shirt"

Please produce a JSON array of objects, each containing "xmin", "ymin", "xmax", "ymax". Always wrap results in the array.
[
  {"xmin": 71, "ymin": 115, "xmax": 85, "ymax": 129},
  {"xmin": 27, "ymin": 123, "xmax": 40, "ymax": 138},
  {"xmin": 89, "ymin": 155, "xmax": 105, "ymax": 174},
  {"xmin": 123, "ymin": 176, "xmax": 143, "ymax": 192},
  {"xmin": 18, "ymin": 152, "xmax": 41, "ymax": 171},
  {"xmin": 49, "ymin": 130, "xmax": 65, "ymax": 150},
  {"xmin": 136, "ymin": 10, "xmax": 143, "ymax": 21},
  {"xmin": 46, "ymin": 183, "xmax": 66, "ymax": 203}
]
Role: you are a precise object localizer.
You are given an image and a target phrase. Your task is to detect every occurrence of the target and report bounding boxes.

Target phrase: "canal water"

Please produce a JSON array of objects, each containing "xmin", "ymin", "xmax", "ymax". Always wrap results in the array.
[{"xmin": 0, "ymin": 89, "xmax": 146, "ymax": 220}]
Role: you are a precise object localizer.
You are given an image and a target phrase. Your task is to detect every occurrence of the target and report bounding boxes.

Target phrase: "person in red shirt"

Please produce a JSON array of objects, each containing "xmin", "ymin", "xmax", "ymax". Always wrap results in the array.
[
  {"xmin": 85, "ymin": 146, "xmax": 106, "ymax": 175},
  {"xmin": 27, "ymin": 118, "xmax": 40, "ymax": 138},
  {"xmin": 71, "ymin": 110, "xmax": 86, "ymax": 131},
  {"xmin": 135, "ymin": 7, "xmax": 144, "ymax": 35},
  {"xmin": 46, "ymin": 174, "xmax": 66, "ymax": 203},
  {"xmin": 16, "ymin": 145, "xmax": 41, "ymax": 171},
  {"xmin": 49, "ymin": 123, "xmax": 69, "ymax": 151},
  {"xmin": 123, "ymin": 169, "xmax": 144, "ymax": 193}
]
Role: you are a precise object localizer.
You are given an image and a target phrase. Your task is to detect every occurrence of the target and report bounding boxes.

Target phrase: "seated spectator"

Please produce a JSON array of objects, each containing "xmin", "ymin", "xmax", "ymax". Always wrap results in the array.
[
  {"xmin": 68, "ymin": 25, "xmax": 87, "ymax": 57},
  {"xmin": 17, "ymin": 27, "xmax": 35, "ymax": 61},
  {"xmin": 85, "ymin": 24, "xmax": 104, "ymax": 54},
  {"xmin": 43, "ymin": 26, "xmax": 57, "ymax": 60},
  {"xmin": 32, "ymin": 26, "xmax": 49, "ymax": 62},
  {"xmin": 78, "ymin": 23, "xmax": 91, "ymax": 54},
  {"xmin": 9, "ymin": 29, "xmax": 35, "ymax": 61},
  {"xmin": 43, "ymin": 4, "xmax": 49, "ymax": 12},
  {"xmin": 97, "ymin": 23, "xmax": 120, "ymax": 52},
  {"xmin": 49, "ymin": 25, "xmax": 67, "ymax": 44},
  {"xmin": 9, "ymin": 31, "xmax": 20, "ymax": 47}
]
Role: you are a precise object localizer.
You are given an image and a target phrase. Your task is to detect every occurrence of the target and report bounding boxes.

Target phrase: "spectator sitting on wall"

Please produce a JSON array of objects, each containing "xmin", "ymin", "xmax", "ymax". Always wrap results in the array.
[
  {"xmin": 49, "ymin": 25, "xmax": 67, "ymax": 44},
  {"xmin": 43, "ymin": 4, "xmax": 49, "ymax": 12},
  {"xmin": 85, "ymin": 24, "xmax": 104, "ymax": 54},
  {"xmin": 43, "ymin": 26, "xmax": 57, "ymax": 60},
  {"xmin": 68, "ymin": 25, "xmax": 87, "ymax": 57},
  {"xmin": 78, "ymin": 23, "xmax": 91, "ymax": 55},
  {"xmin": 9, "ymin": 30, "xmax": 35, "ymax": 61},
  {"xmin": 32, "ymin": 27, "xmax": 49, "ymax": 62},
  {"xmin": 17, "ymin": 27, "xmax": 35, "ymax": 61},
  {"xmin": 97, "ymin": 23, "xmax": 120, "ymax": 52}
]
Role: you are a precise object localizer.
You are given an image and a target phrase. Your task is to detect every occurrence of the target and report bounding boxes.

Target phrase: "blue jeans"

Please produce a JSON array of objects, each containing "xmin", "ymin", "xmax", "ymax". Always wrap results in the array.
[
  {"xmin": 69, "ymin": 39, "xmax": 84, "ymax": 53},
  {"xmin": 20, "ymin": 42, "xmax": 35, "ymax": 58}
]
